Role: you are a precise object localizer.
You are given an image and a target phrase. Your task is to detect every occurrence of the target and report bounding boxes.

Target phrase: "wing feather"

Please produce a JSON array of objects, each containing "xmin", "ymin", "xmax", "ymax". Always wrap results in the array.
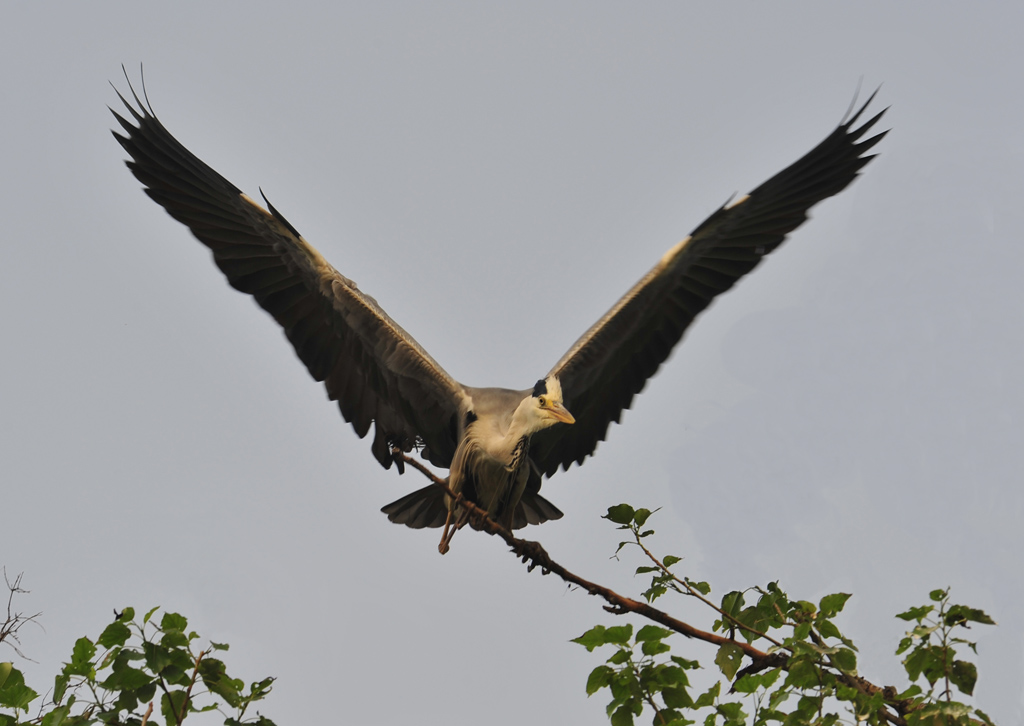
[
  {"xmin": 531, "ymin": 92, "xmax": 888, "ymax": 476},
  {"xmin": 111, "ymin": 80, "xmax": 470, "ymax": 470}
]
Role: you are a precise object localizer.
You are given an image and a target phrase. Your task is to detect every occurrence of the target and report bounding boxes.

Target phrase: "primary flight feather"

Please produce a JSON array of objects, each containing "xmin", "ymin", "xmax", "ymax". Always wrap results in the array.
[{"xmin": 111, "ymin": 77, "xmax": 886, "ymax": 553}]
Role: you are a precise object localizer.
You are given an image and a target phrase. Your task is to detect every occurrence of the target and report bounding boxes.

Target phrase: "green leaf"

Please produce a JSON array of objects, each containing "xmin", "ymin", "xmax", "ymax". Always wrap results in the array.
[
  {"xmin": 198, "ymin": 658, "xmax": 242, "ymax": 708},
  {"xmin": 66, "ymin": 637, "xmax": 96, "ymax": 676},
  {"xmin": 794, "ymin": 600, "xmax": 817, "ymax": 615},
  {"xmin": 975, "ymin": 708, "xmax": 996, "ymax": 725},
  {"xmin": 161, "ymin": 634, "xmax": 189, "ymax": 650},
  {"xmin": 760, "ymin": 667, "xmax": 782, "ymax": 688},
  {"xmin": 945, "ymin": 605, "xmax": 996, "ymax": 627},
  {"xmin": 143, "ymin": 606, "xmax": 160, "ymax": 624},
  {"xmin": 720, "ymin": 591, "xmax": 744, "ymax": 617},
  {"xmin": 605, "ymin": 504, "xmax": 635, "ymax": 525},
  {"xmin": 714, "ymin": 643, "xmax": 743, "ymax": 680},
  {"xmin": 603, "ymin": 625, "xmax": 634, "ymax": 645},
  {"xmin": 635, "ymin": 625, "xmax": 672, "ymax": 643},
  {"xmin": 0, "ymin": 666, "xmax": 39, "ymax": 711},
  {"xmin": 161, "ymin": 612, "xmax": 188, "ymax": 632},
  {"xmin": 914, "ymin": 701, "xmax": 971, "ymax": 723},
  {"xmin": 608, "ymin": 650, "xmax": 630, "ymax": 665},
  {"xmin": 911, "ymin": 623, "xmax": 939, "ymax": 639},
  {"xmin": 693, "ymin": 681, "xmax": 720, "ymax": 709},
  {"xmin": 928, "ymin": 588, "xmax": 948, "ymax": 602},
  {"xmin": 896, "ymin": 605, "xmax": 933, "ymax": 622},
  {"xmin": 895, "ymin": 636, "xmax": 914, "ymax": 655},
  {"xmin": 903, "ymin": 647, "xmax": 930, "ymax": 683},
  {"xmin": 143, "ymin": 641, "xmax": 177, "ymax": 675},
  {"xmin": 247, "ymin": 676, "xmax": 275, "ymax": 701},
  {"xmin": 641, "ymin": 640, "xmax": 671, "ymax": 656},
  {"xmin": 101, "ymin": 664, "xmax": 152, "ymax": 692},
  {"xmin": 792, "ymin": 622, "xmax": 811, "ymax": 641},
  {"xmin": 817, "ymin": 619, "xmax": 843, "ymax": 641},
  {"xmin": 572, "ymin": 626, "xmax": 611, "ymax": 651},
  {"xmin": 52, "ymin": 673, "xmax": 69, "ymax": 704},
  {"xmin": 894, "ymin": 684, "xmax": 922, "ymax": 700},
  {"xmin": 832, "ymin": 648, "xmax": 857, "ymax": 674},
  {"xmin": 716, "ymin": 701, "xmax": 745, "ymax": 722},
  {"xmin": 663, "ymin": 555, "xmax": 682, "ymax": 568},
  {"xmin": 835, "ymin": 683, "xmax": 859, "ymax": 701},
  {"xmin": 730, "ymin": 672, "xmax": 763, "ymax": 694},
  {"xmin": 689, "ymin": 581, "xmax": 711, "ymax": 596},
  {"xmin": 586, "ymin": 665, "xmax": 614, "ymax": 695},
  {"xmin": 670, "ymin": 656, "xmax": 700, "ymax": 670},
  {"xmin": 949, "ymin": 660, "xmax": 977, "ymax": 696},
  {"xmin": 818, "ymin": 593, "xmax": 851, "ymax": 618},
  {"xmin": 662, "ymin": 685, "xmax": 694, "ymax": 709},
  {"xmin": 658, "ymin": 709, "xmax": 688, "ymax": 726},
  {"xmin": 97, "ymin": 620, "xmax": 132, "ymax": 649},
  {"xmin": 161, "ymin": 689, "xmax": 189, "ymax": 725},
  {"xmin": 767, "ymin": 686, "xmax": 791, "ymax": 710},
  {"xmin": 608, "ymin": 670, "xmax": 634, "ymax": 704},
  {"xmin": 642, "ymin": 584, "xmax": 668, "ymax": 603},
  {"xmin": 610, "ymin": 703, "xmax": 635, "ymax": 726},
  {"xmin": 633, "ymin": 508, "xmax": 652, "ymax": 527},
  {"xmin": 784, "ymin": 656, "xmax": 821, "ymax": 689},
  {"xmin": 40, "ymin": 705, "xmax": 71, "ymax": 726}
]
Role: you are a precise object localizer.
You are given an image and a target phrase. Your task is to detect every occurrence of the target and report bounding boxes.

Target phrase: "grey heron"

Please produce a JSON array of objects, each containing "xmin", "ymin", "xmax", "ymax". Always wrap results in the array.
[{"xmin": 111, "ymin": 80, "xmax": 886, "ymax": 553}]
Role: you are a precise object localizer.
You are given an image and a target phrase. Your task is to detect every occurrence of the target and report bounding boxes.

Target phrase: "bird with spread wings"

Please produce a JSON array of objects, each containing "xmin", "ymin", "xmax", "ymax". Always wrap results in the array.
[{"xmin": 112, "ymin": 75, "xmax": 886, "ymax": 553}]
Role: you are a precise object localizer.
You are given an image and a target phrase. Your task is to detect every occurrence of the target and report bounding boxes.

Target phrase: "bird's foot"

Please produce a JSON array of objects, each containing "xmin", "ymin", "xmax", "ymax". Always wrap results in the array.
[{"xmin": 516, "ymin": 539, "xmax": 552, "ymax": 571}]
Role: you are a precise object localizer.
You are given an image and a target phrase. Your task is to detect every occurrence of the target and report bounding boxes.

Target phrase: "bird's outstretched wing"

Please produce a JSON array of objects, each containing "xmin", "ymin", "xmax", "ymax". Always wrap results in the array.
[
  {"xmin": 111, "ymin": 79, "xmax": 471, "ymax": 470},
  {"xmin": 530, "ymin": 92, "xmax": 888, "ymax": 477}
]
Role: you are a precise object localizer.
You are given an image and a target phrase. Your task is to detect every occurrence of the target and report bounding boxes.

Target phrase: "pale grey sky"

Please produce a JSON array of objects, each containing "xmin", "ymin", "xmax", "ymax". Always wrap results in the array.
[{"xmin": 3, "ymin": 3, "xmax": 1022, "ymax": 724}]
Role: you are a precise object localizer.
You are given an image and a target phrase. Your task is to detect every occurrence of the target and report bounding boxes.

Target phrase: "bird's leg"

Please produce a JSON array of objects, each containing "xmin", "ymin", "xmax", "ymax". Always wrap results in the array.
[
  {"xmin": 439, "ymin": 510, "xmax": 454, "ymax": 554},
  {"xmin": 438, "ymin": 504, "xmax": 471, "ymax": 555}
]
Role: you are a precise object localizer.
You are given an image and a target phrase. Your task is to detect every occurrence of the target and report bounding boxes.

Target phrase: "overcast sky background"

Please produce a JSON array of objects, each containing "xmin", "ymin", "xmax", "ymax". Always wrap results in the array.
[{"xmin": 3, "ymin": 3, "xmax": 1022, "ymax": 724}]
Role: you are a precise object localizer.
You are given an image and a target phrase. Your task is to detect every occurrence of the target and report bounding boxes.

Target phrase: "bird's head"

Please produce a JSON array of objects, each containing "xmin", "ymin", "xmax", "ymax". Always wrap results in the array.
[{"xmin": 527, "ymin": 376, "xmax": 575, "ymax": 431}]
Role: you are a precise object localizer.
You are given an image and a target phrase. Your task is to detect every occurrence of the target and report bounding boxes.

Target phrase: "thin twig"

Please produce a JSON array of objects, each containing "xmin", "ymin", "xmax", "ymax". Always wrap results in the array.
[
  {"xmin": 177, "ymin": 650, "xmax": 207, "ymax": 725},
  {"xmin": 632, "ymin": 535, "xmax": 786, "ymax": 650},
  {"xmin": 0, "ymin": 569, "xmax": 42, "ymax": 660},
  {"xmin": 140, "ymin": 701, "xmax": 154, "ymax": 726}
]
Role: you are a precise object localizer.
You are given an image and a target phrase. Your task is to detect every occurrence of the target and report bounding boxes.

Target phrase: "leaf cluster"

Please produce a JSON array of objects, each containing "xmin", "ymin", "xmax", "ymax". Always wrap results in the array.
[
  {"xmin": 0, "ymin": 607, "xmax": 275, "ymax": 726},
  {"xmin": 895, "ymin": 589, "xmax": 996, "ymax": 725},
  {"xmin": 577, "ymin": 505, "xmax": 998, "ymax": 726},
  {"xmin": 574, "ymin": 622, "xmax": 707, "ymax": 726}
]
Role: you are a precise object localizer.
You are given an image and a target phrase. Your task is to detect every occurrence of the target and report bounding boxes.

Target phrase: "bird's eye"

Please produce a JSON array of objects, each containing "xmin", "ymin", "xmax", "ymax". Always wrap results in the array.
[{"xmin": 538, "ymin": 396, "xmax": 546, "ymax": 406}]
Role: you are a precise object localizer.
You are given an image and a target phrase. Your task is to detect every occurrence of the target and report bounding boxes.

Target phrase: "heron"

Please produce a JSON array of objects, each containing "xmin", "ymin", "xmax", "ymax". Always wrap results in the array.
[{"xmin": 111, "ymin": 79, "xmax": 886, "ymax": 553}]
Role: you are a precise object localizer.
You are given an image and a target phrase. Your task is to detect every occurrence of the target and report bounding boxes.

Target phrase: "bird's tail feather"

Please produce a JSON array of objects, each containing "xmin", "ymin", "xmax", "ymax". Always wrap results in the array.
[
  {"xmin": 381, "ymin": 484, "xmax": 563, "ymax": 530},
  {"xmin": 381, "ymin": 484, "xmax": 450, "ymax": 529}
]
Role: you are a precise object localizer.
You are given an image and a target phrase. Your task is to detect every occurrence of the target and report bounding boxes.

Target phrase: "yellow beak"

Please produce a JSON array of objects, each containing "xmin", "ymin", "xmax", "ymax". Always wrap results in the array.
[{"xmin": 548, "ymin": 401, "xmax": 575, "ymax": 425}]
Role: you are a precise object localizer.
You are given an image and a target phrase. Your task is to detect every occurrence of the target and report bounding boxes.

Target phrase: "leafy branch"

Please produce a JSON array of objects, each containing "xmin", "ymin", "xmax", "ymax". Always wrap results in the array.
[
  {"xmin": 396, "ymin": 453, "xmax": 998, "ymax": 726},
  {"xmin": 0, "ymin": 601, "xmax": 276, "ymax": 726}
]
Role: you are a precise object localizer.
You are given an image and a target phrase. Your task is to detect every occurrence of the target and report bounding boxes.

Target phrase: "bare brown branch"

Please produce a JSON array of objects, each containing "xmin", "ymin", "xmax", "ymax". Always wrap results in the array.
[{"xmin": 1, "ymin": 569, "xmax": 42, "ymax": 661}]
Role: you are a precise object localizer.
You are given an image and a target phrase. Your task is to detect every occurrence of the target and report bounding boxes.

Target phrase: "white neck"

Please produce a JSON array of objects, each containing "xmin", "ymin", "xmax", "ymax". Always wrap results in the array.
[{"xmin": 508, "ymin": 395, "xmax": 550, "ymax": 442}]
